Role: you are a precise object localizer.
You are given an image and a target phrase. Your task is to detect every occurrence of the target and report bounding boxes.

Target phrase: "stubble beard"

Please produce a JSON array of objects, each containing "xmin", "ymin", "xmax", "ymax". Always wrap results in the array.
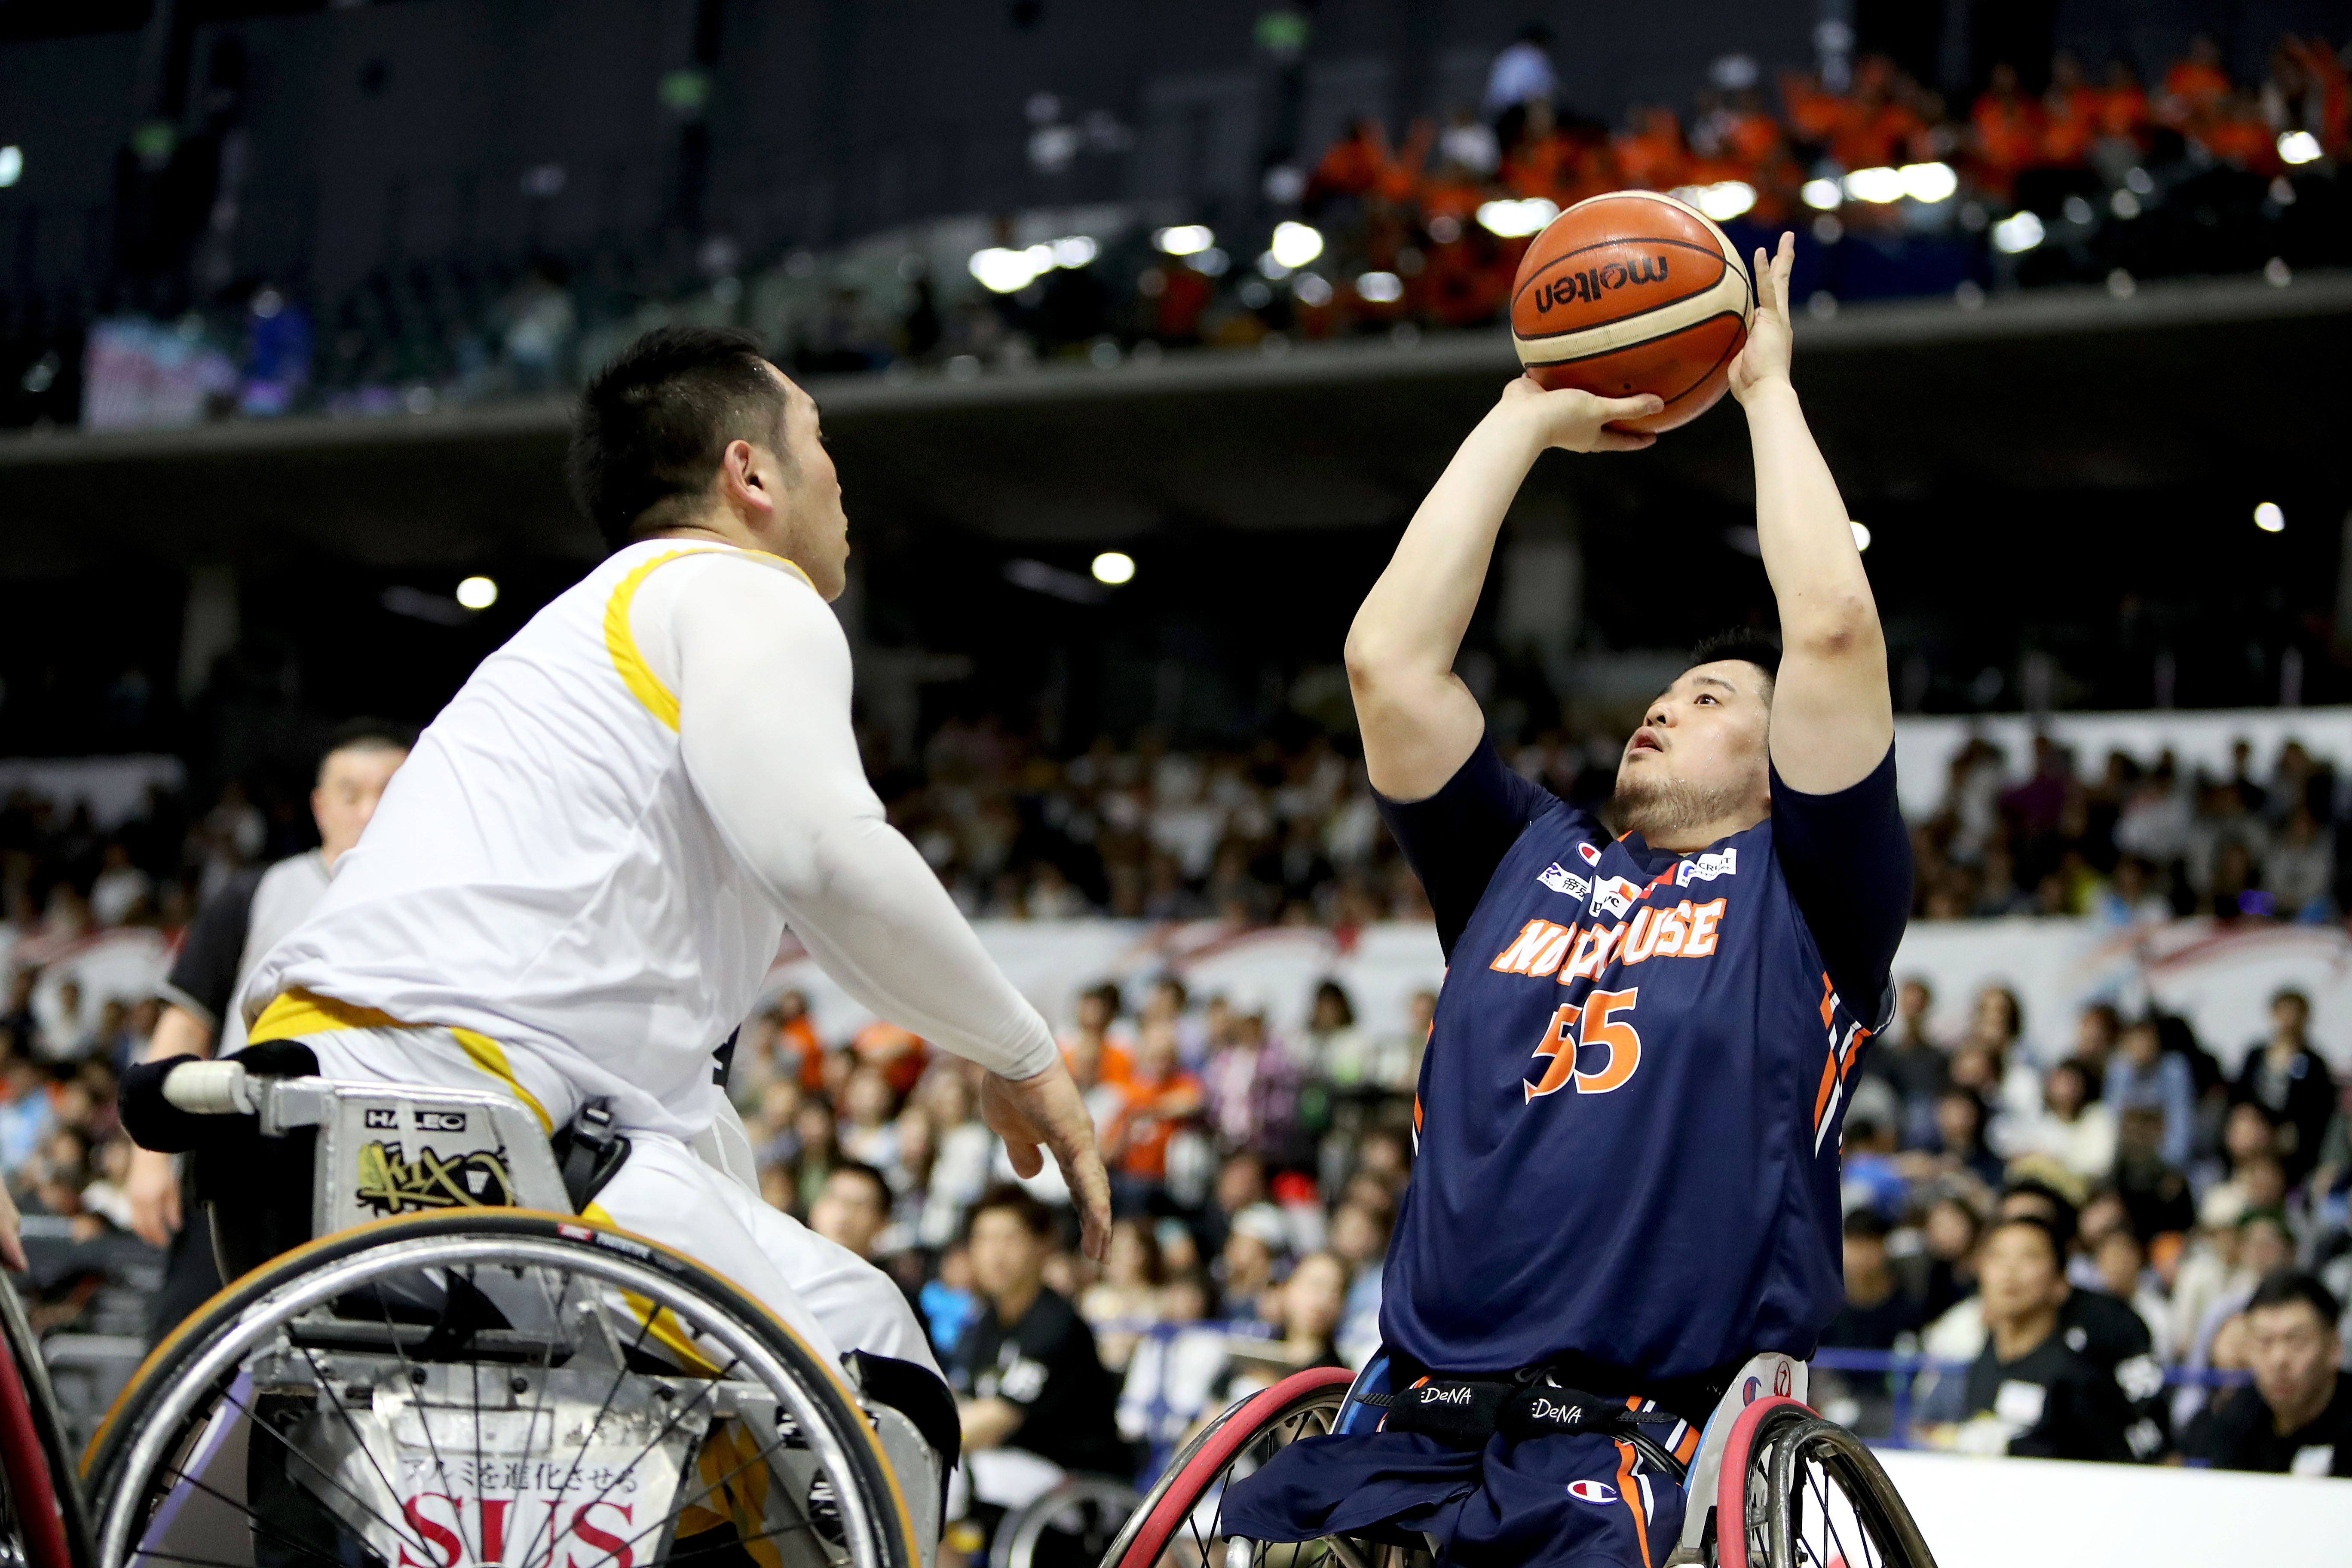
[{"xmin": 1611, "ymin": 766, "xmax": 1754, "ymax": 846}]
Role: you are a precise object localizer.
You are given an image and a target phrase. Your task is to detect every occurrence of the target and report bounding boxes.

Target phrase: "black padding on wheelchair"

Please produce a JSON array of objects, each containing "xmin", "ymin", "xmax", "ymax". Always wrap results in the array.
[
  {"xmin": 549, "ymin": 1096, "xmax": 632, "ymax": 1211},
  {"xmin": 118, "ymin": 1040, "xmax": 322, "ymax": 1154},
  {"xmin": 853, "ymin": 1349, "xmax": 961, "ymax": 1488}
]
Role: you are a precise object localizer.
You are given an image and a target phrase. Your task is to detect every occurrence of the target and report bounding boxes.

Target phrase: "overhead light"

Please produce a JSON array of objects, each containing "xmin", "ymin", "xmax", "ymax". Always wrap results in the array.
[
  {"xmin": 969, "ymin": 245, "xmax": 1046, "ymax": 292},
  {"xmin": 1842, "ymin": 166, "xmax": 1905, "ymax": 204},
  {"xmin": 1849, "ymin": 521, "xmax": 1871, "ymax": 552},
  {"xmin": 1049, "ymin": 235, "xmax": 1097, "ymax": 267},
  {"xmin": 1801, "ymin": 178, "xmax": 1843, "ymax": 211},
  {"xmin": 1474, "ymin": 197, "xmax": 1558, "ymax": 237},
  {"xmin": 1185, "ymin": 246, "xmax": 1229, "ymax": 276},
  {"xmin": 1091, "ymin": 551, "xmax": 1136, "ymax": 585},
  {"xmin": 1679, "ymin": 181, "xmax": 1756, "ymax": 221},
  {"xmin": 456, "ymin": 576, "xmax": 499, "ymax": 610},
  {"xmin": 1355, "ymin": 270, "xmax": 1404, "ymax": 303},
  {"xmin": 2278, "ymin": 130, "xmax": 2321, "ymax": 166},
  {"xmin": 1292, "ymin": 273, "xmax": 1334, "ymax": 307},
  {"xmin": 0, "ymin": 146, "xmax": 20, "ymax": 188},
  {"xmin": 1899, "ymin": 162, "xmax": 1957, "ymax": 202},
  {"xmin": 2254, "ymin": 502, "xmax": 2285, "ymax": 533},
  {"xmin": 1268, "ymin": 220, "xmax": 1324, "ymax": 268},
  {"xmin": 1257, "ymin": 251, "xmax": 1292, "ymax": 280},
  {"xmin": 1990, "ymin": 211, "xmax": 2045, "ymax": 253},
  {"xmin": 1153, "ymin": 224, "xmax": 1213, "ymax": 256}
]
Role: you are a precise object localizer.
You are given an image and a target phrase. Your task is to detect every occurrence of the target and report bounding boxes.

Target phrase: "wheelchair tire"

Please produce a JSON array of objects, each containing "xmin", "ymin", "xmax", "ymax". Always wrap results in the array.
[
  {"xmin": 82, "ymin": 1208, "xmax": 919, "ymax": 1568},
  {"xmin": 1714, "ymin": 1397, "xmax": 1935, "ymax": 1568},
  {"xmin": 0, "ymin": 1271, "xmax": 92, "ymax": 1568},
  {"xmin": 988, "ymin": 1475, "xmax": 1138, "ymax": 1568},
  {"xmin": 1099, "ymin": 1366, "xmax": 1354, "ymax": 1568}
]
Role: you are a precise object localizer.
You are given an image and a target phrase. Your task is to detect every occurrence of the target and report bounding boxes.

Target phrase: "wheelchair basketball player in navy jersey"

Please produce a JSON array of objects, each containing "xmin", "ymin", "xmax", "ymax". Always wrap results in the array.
[{"xmin": 1222, "ymin": 235, "xmax": 1912, "ymax": 1568}]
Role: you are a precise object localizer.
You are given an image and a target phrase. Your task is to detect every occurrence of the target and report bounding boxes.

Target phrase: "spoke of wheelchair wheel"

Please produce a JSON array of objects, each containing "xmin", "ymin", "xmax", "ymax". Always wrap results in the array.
[
  {"xmin": 353, "ymin": 1293, "xmax": 472, "ymax": 1561},
  {"xmin": 515, "ymin": 1343, "xmax": 745, "ymax": 1568},
  {"xmin": 153, "ymin": 1463, "xmax": 371, "ymax": 1568},
  {"xmin": 588, "ymin": 1416, "xmax": 814, "ymax": 1568},
  {"xmin": 503, "ymin": 1264, "xmax": 576, "ymax": 1562},
  {"xmin": 213, "ymin": 1380, "xmax": 433, "ymax": 1557},
  {"xmin": 507, "ymin": 1302, "xmax": 668, "ymax": 1568}
]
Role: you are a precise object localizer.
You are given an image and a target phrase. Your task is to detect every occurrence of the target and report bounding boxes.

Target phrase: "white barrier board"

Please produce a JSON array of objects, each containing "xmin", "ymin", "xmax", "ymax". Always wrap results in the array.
[{"xmin": 1874, "ymin": 1448, "xmax": 2352, "ymax": 1568}]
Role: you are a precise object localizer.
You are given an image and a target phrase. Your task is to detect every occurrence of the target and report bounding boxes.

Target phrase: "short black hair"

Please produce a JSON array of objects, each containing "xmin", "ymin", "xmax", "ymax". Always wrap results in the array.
[
  {"xmin": 1843, "ymin": 1207, "xmax": 1893, "ymax": 1241},
  {"xmin": 568, "ymin": 325, "xmax": 790, "ymax": 552},
  {"xmin": 969, "ymin": 1182, "xmax": 1057, "ymax": 1241},
  {"xmin": 826, "ymin": 1161, "xmax": 892, "ymax": 1208},
  {"xmin": 1687, "ymin": 628, "xmax": 1782, "ymax": 685},
  {"xmin": 320, "ymin": 717, "xmax": 414, "ymax": 779},
  {"xmin": 1988, "ymin": 1213, "xmax": 2067, "ymax": 1268},
  {"xmin": 2248, "ymin": 1268, "xmax": 2342, "ymax": 1327},
  {"xmin": 2000, "ymin": 1175, "xmax": 2080, "ymax": 1250}
]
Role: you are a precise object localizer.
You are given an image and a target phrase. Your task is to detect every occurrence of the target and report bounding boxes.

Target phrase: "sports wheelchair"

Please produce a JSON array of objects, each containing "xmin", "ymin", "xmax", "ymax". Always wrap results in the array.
[
  {"xmin": 89, "ymin": 1062, "xmax": 937, "ymax": 1568},
  {"xmin": 1096, "ymin": 1352, "xmax": 1935, "ymax": 1568}
]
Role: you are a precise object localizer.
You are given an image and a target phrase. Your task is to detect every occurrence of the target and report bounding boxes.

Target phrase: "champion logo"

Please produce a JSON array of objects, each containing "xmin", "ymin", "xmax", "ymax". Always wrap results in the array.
[
  {"xmin": 1565, "ymin": 1480, "xmax": 1619, "ymax": 1506},
  {"xmin": 1538, "ymin": 863, "xmax": 1591, "ymax": 899},
  {"xmin": 1576, "ymin": 842, "xmax": 1602, "ymax": 866}
]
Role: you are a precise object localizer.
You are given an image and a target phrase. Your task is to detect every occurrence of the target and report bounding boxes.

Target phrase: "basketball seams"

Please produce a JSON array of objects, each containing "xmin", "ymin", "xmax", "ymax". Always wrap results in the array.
[
  {"xmin": 1530, "ymin": 309, "xmax": 1746, "ymax": 374},
  {"xmin": 1515, "ymin": 271, "xmax": 1749, "ymax": 364},
  {"xmin": 1512, "ymin": 266, "xmax": 1748, "ymax": 347}
]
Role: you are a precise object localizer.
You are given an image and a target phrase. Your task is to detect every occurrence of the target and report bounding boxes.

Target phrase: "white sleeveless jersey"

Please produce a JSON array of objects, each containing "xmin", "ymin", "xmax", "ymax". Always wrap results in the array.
[{"xmin": 244, "ymin": 540, "xmax": 806, "ymax": 1138}]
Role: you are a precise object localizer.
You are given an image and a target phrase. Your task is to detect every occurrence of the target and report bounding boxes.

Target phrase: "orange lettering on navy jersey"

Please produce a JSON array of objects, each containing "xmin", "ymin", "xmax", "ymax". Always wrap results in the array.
[
  {"xmin": 1651, "ymin": 900, "xmax": 1690, "ymax": 956},
  {"xmin": 1492, "ymin": 919, "xmax": 1567, "ymax": 974},
  {"xmin": 1525, "ymin": 1004, "xmax": 1581, "ymax": 1100},
  {"xmin": 1622, "ymin": 907, "xmax": 1663, "ymax": 965},
  {"xmin": 1683, "ymin": 897, "xmax": 1725, "ymax": 956},
  {"xmin": 1560, "ymin": 925, "xmax": 1599, "ymax": 980},
  {"xmin": 1575, "ymin": 988, "xmax": 1642, "ymax": 1093}
]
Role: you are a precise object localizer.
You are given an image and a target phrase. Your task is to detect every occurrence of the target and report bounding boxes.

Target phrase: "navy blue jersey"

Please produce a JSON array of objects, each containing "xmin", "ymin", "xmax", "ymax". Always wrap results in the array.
[{"xmin": 1377, "ymin": 738, "xmax": 1911, "ymax": 1381}]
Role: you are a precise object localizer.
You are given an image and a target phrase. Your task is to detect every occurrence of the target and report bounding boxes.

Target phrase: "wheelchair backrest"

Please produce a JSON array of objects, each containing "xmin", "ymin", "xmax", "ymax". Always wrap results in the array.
[{"xmin": 256, "ymin": 1076, "xmax": 571, "ymax": 1235}]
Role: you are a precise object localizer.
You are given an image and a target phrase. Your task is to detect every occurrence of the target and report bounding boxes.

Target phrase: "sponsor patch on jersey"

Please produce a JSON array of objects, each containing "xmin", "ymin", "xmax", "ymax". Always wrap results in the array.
[
  {"xmin": 1675, "ymin": 846, "xmax": 1737, "ymax": 885},
  {"xmin": 1588, "ymin": 874, "xmax": 1642, "ymax": 918},
  {"xmin": 1538, "ymin": 862, "xmax": 1591, "ymax": 899},
  {"xmin": 1576, "ymin": 841, "xmax": 1602, "ymax": 865},
  {"xmin": 1565, "ymin": 1480, "xmax": 1618, "ymax": 1506}
]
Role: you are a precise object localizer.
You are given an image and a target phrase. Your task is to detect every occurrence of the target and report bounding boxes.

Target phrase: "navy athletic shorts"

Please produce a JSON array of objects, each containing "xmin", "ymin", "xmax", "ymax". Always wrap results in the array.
[{"xmin": 1220, "ymin": 1426, "xmax": 1685, "ymax": 1568}]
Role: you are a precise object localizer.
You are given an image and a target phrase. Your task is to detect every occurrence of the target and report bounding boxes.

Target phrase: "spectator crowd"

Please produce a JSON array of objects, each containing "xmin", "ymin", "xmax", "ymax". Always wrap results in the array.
[
  {"xmin": 5, "ymin": 710, "xmax": 2352, "ymax": 1487},
  {"xmin": 15, "ymin": 28, "xmax": 2346, "ymax": 435}
]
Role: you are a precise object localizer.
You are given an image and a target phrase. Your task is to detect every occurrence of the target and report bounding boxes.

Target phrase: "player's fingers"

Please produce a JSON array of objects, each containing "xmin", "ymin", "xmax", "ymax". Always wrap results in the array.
[
  {"xmin": 1773, "ymin": 233, "xmax": 1796, "ymax": 315},
  {"xmin": 1001, "ymin": 1134, "xmax": 1045, "ymax": 1180},
  {"xmin": 1070, "ymin": 1151, "xmax": 1113, "ymax": 1260},
  {"xmin": 1590, "ymin": 427, "xmax": 1656, "ymax": 453},
  {"xmin": 0, "ymin": 1230, "xmax": 21, "ymax": 1274}
]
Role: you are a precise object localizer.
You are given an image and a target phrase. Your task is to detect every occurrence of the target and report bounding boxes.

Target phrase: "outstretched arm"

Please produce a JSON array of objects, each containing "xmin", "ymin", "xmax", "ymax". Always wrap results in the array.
[
  {"xmin": 656, "ymin": 557, "xmax": 1112, "ymax": 1255},
  {"xmin": 1346, "ymin": 380, "xmax": 1662, "ymax": 800},
  {"xmin": 1730, "ymin": 233, "xmax": 1892, "ymax": 792}
]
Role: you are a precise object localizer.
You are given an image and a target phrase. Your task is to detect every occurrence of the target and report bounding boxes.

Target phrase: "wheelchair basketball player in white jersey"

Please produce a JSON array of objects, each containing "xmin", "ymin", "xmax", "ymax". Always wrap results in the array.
[{"xmin": 220, "ymin": 325, "xmax": 1112, "ymax": 1523}]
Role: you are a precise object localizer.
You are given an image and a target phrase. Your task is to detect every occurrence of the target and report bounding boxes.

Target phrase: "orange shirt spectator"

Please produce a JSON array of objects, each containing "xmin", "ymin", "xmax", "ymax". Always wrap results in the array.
[
  {"xmin": 1106, "ymin": 1060, "xmax": 1204, "ymax": 1182},
  {"xmin": 2281, "ymin": 34, "xmax": 2350, "ymax": 153},
  {"xmin": 1308, "ymin": 118, "xmax": 1391, "ymax": 205},
  {"xmin": 1418, "ymin": 168, "xmax": 1486, "ymax": 224},
  {"xmin": 2094, "ymin": 62, "xmax": 2153, "ymax": 144},
  {"xmin": 1724, "ymin": 95, "xmax": 1786, "ymax": 169},
  {"xmin": 781, "ymin": 1006, "xmax": 827, "ymax": 1092},
  {"xmin": 1971, "ymin": 66, "xmax": 2044, "ymax": 195},
  {"xmin": 1834, "ymin": 97, "xmax": 1925, "ymax": 170},
  {"xmin": 1376, "ymin": 118, "xmax": 1436, "ymax": 203},
  {"xmin": 851, "ymin": 1020, "xmax": 928, "ymax": 1098},
  {"xmin": 2198, "ymin": 94, "xmax": 2282, "ymax": 174},
  {"xmin": 2162, "ymin": 36, "xmax": 2233, "ymax": 125},
  {"xmin": 1781, "ymin": 69, "xmax": 1852, "ymax": 150},
  {"xmin": 1612, "ymin": 106, "xmax": 1688, "ymax": 192}
]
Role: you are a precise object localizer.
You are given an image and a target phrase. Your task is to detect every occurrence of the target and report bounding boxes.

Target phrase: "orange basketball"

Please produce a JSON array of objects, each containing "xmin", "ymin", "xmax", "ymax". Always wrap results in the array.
[{"xmin": 1510, "ymin": 190, "xmax": 1756, "ymax": 434}]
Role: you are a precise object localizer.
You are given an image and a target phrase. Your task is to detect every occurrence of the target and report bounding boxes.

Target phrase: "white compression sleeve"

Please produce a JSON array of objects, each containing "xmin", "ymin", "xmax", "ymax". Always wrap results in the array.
[{"xmin": 642, "ymin": 552, "xmax": 1060, "ymax": 1081}]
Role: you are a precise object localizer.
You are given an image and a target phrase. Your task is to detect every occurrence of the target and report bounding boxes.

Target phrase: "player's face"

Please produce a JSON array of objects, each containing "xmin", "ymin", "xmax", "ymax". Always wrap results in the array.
[
  {"xmin": 762, "ymin": 366, "xmax": 850, "ymax": 600},
  {"xmin": 312, "ymin": 744, "xmax": 407, "ymax": 866},
  {"xmin": 2245, "ymin": 1301, "xmax": 2334, "ymax": 1413},
  {"xmin": 1612, "ymin": 660, "xmax": 1772, "ymax": 844}
]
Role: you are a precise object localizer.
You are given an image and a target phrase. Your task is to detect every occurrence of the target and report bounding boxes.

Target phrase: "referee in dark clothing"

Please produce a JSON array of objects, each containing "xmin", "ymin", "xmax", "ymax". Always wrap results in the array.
[{"xmin": 125, "ymin": 722, "xmax": 408, "ymax": 1341}]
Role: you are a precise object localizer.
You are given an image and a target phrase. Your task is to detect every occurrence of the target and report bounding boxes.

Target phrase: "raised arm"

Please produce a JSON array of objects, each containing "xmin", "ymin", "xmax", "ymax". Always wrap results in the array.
[
  {"xmin": 655, "ymin": 557, "xmax": 1112, "ymax": 1255},
  {"xmin": 1345, "ymin": 381, "xmax": 1662, "ymax": 800},
  {"xmin": 1730, "ymin": 233, "xmax": 1893, "ymax": 793}
]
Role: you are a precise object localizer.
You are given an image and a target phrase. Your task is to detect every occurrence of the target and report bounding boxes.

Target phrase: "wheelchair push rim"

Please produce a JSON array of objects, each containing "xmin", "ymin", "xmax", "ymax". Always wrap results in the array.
[
  {"xmin": 84, "ymin": 1208, "xmax": 917, "ymax": 1568},
  {"xmin": 1100, "ymin": 1366, "xmax": 1354, "ymax": 1568},
  {"xmin": 1713, "ymin": 1396, "xmax": 1935, "ymax": 1568},
  {"xmin": 0, "ymin": 1270, "xmax": 92, "ymax": 1568}
]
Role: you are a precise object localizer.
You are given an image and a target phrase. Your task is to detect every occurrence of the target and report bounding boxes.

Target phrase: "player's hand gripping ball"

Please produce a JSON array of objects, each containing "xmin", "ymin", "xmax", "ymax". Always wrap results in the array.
[{"xmin": 1509, "ymin": 190, "xmax": 1758, "ymax": 434}]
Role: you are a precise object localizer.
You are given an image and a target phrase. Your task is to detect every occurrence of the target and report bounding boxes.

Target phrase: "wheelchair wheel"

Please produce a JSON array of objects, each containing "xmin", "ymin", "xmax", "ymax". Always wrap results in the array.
[
  {"xmin": 988, "ymin": 1476, "xmax": 1137, "ymax": 1568},
  {"xmin": 1099, "ymin": 1367, "xmax": 1354, "ymax": 1568},
  {"xmin": 83, "ymin": 1209, "xmax": 919, "ymax": 1568},
  {"xmin": 1713, "ymin": 1397, "xmax": 1935, "ymax": 1568},
  {"xmin": 0, "ymin": 1271, "xmax": 93, "ymax": 1568}
]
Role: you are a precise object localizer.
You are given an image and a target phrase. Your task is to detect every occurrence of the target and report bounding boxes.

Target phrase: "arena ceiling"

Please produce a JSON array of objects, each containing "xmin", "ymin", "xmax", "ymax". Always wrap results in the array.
[{"xmin": 1, "ymin": 270, "xmax": 2348, "ymax": 577}]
